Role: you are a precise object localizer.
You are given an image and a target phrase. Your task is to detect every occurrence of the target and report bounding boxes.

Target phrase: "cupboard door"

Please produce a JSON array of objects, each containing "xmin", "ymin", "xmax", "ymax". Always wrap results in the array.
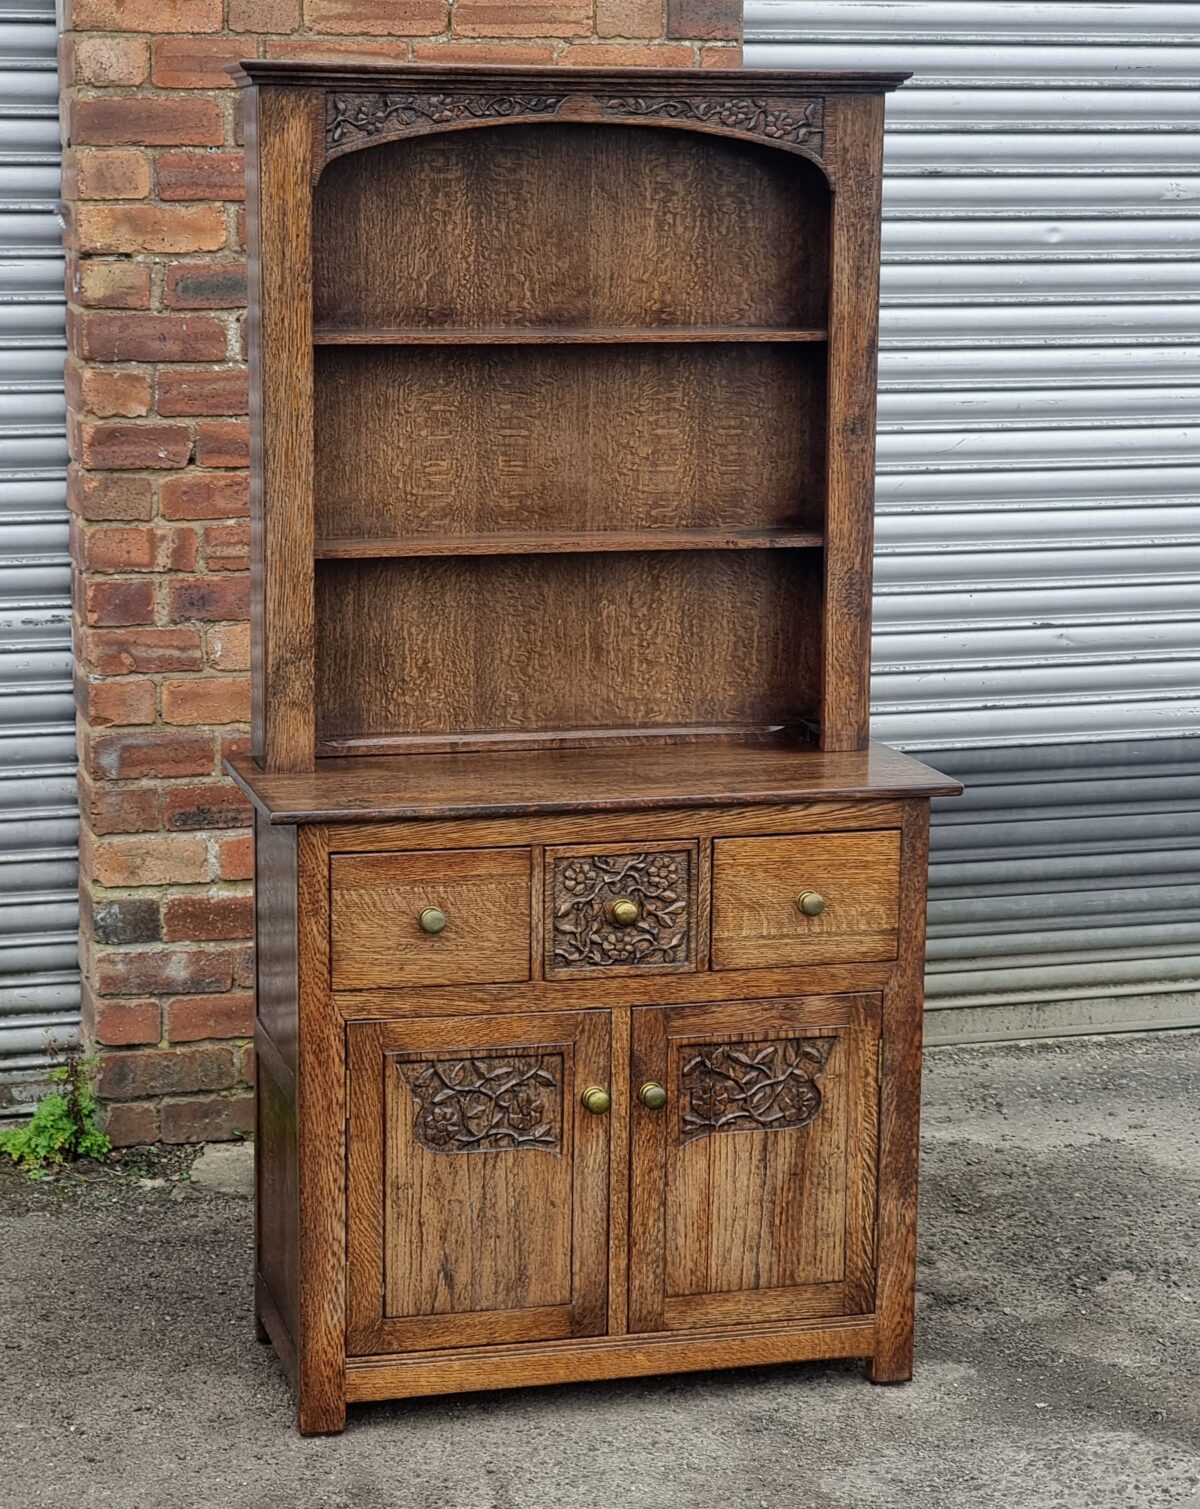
[
  {"xmin": 346, "ymin": 1011, "xmax": 610, "ymax": 1356},
  {"xmin": 629, "ymin": 995, "xmax": 879, "ymax": 1334}
]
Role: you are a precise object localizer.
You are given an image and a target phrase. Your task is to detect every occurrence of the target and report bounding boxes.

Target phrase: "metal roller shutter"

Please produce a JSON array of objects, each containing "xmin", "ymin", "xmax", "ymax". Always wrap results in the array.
[
  {"xmin": 747, "ymin": 2, "xmax": 1200, "ymax": 1040},
  {"xmin": 0, "ymin": 0, "xmax": 77, "ymax": 1112}
]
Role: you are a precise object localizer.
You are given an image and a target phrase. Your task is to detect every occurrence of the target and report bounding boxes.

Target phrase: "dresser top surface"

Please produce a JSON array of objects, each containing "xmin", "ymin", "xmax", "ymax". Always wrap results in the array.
[
  {"xmin": 227, "ymin": 742, "xmax": 961, "ymax": 825},
  {"xmin": 230, "ymin": 59, "xmax": 911, "ymax": 93}
]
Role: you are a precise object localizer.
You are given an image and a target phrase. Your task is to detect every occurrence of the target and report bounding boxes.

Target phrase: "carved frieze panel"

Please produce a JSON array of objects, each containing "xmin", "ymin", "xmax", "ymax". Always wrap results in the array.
[
  {"xmin": 324, "ymin": 90, "xmax": 825, "ymax": 161},
  {"xmin": 598, "ymin": 95, "xmax": 824, "ymax": 155},
  {"xmin": 548, "ymin": 846, "xmax": 696, "ymax": 975},
  {"xmin": 326, "ymin": 91, "xmax": 568, "ymax": 155},
  {"xmin": 399, "ymin": 1053, "xmax": 562, "ymax": 1153},
  {"xmin": 679, "ymin": 1036, "xmax": 834, "ymax": 1144}
]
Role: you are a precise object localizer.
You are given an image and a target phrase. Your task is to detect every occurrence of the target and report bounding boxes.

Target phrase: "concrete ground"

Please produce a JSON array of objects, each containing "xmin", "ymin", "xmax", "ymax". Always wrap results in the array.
[{"xmin": 1, "ymin": 1032, "xmax": 1198, "ymax": 1509}]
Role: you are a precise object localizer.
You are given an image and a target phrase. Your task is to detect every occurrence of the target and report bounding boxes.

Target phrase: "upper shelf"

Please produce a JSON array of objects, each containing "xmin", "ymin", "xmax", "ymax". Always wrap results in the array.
[
  {"xmin": 314, "ymin": 526, "xmax": 825, "ymax": 560},
  {"xmin": 312, "ymin": 325, "xmax": 829, "ymax": 347}
]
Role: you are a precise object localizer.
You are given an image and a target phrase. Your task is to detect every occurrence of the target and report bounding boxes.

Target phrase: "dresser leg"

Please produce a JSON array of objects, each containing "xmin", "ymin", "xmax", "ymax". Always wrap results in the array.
[
  {"xmin": 298, "ymin": 1390, "xmax": 347, "ymax": 1436},
  {"xmin": 866, "ymin": 1338, "xmax": 913, "ymax": 1384}
]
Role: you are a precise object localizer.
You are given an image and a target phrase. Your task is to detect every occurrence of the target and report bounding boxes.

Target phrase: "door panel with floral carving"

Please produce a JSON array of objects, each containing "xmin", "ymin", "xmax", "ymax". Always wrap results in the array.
[
  {"xmin": 628, "ymin": 995, "xmax": 880, "ymax": 1333},
  {"xmin": 346, "ymin": 1011, "xmax": 609, "ymax": 1356}
]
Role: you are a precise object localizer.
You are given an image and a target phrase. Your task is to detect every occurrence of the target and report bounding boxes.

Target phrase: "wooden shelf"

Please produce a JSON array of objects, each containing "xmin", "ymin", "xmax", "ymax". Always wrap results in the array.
[
  {"xmin": 312, "ymin": 325, "xmax": 829, "ymax": 347},
  {"xmin": 314, "ymin": 527, "xmax": 825, "ymax": 560}
]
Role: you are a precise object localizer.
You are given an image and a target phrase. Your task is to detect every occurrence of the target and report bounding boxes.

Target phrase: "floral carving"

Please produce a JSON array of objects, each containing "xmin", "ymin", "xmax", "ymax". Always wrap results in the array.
[
  {"xmin": 599, "ymin": 95, "xmax": 824, "ymax": 153},
  {"xmin": 680, "ymin": 1037, "xmax": 834, "ymax": 1144},
  {"xmin": 326, "ymin": 91, "xmax": 568, "ymax": 153},
  {"xmin": 399, "ymin": 1053, "xmax": 561, "ymax": 1153},
  {"xmin": 550, "ymin": 849, "xmax": 693, "ymax": 972}
]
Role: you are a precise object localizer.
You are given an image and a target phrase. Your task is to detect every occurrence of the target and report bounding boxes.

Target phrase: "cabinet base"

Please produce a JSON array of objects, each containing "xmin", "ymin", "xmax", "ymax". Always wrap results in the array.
[{"xmin": 325, "ymin": 1316, "xmax": 877, "ymax": 1426}]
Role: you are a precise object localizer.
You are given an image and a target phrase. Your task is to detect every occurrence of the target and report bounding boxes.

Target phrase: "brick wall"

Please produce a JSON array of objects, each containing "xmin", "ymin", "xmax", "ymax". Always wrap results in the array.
[{"xmin": 60, "ymin": 1, "xmax": 742, "ymax": 1146}]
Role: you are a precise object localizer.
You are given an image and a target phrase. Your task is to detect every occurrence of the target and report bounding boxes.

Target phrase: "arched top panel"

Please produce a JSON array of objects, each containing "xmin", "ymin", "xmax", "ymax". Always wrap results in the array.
[{"xmin": 313, "ymin": 120, "xmax": 832, "ymax": 332}]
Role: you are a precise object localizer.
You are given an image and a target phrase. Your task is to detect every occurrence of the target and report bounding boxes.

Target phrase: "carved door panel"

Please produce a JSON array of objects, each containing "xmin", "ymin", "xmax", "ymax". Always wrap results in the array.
[
  {"xmin": 346, "ymin": 1011, "xmax": 610, "ymax": 1356},
  {"xmin": 628, "ymin": 995, "xmax": 880, "ymax": 1334}
]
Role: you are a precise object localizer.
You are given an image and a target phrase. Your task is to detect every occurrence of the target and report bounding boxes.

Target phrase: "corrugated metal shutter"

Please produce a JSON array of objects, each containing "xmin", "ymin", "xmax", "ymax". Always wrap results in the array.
[
  {"xmin": 0, "ymin": 0, "xmax": 77, "ymax": 1111},
  {"xmin": 747, "ymin": 2, "xmax": 1200, "ymax": 1039}
]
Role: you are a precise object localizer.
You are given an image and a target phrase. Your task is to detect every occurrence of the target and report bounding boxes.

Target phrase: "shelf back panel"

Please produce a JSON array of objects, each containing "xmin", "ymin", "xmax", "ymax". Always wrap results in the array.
[
  {"xmin": 313, "ymin": 124, "xmax": 830, "ymax": 332},
  {"xmin": 315, "ymin": 343, "xmax": 825, "ymax": 540},
  {"xmin": 314, "ymin": 552, "xmax": 821, "ymax": 749}
]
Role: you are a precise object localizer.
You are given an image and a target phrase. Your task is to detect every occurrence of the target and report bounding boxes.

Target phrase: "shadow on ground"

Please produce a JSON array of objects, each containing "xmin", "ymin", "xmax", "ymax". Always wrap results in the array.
[{"xmin": 1, "ymin": 1033, "xmax": 1198, "ymax": 1509}]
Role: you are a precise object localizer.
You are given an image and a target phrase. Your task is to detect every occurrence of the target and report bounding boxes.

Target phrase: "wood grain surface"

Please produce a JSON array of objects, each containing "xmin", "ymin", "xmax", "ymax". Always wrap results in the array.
[
  {"xmin": 346, "ymin": 1012, "xmax": 610, "ymax": 1356},
  {"xmin": 314, "ymin": 552, "xmax": 822, "ymax": 748},
  {"xmin": 314, "ymin": 343, "xmax": 823, "ymax": 541},
  {"xmin": 711, "ymin": 829, "xmax": 901, "ymax": 970},
  {"xmin": 330, "ymin": 846, "xmax": 531, "ymax": 989},
  {"xmin": 313, "ymin": 123, "xmax": 829, "ymax": 332},
  {"xmin": 226, "ymin": 744, "xmax": 960, "ymax": 826}
]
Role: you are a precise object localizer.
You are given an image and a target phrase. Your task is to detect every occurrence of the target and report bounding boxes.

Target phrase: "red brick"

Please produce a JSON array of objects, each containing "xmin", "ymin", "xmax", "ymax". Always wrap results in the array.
[
  {"xmin": 163, "ymin": 780, "xmax": 252, "ymax": 831},
  {"xmin": 88, "ymin": 832, "xmax": 210, "ymax": 887},
  {"xmin": 160, "ymin": 1091, "xmax": 253, "ymax": 1144},
  {"xmin": 596, "ymin": 0, "xmax": 663, "ymax": 35},
  {"xmin": 230, "ymin": 0, "xmax": 300, "ymax": 29},
  {"xmin": 82, "ymin": 524, "xmax": 198, "ymax": 574},
  {"xmin": 83, "ymin": 579, "xmax": 155, "ymax": 627},
  {"xmin": 64, "ymin": 148, "xmax": 152, "ymax": 202},
  {"xmin": 101, "ymin": 1100, "xmax": 161, "ymax": 1147},
  {"xmin": 71, "ymin": 0, "xmax": 222, "ymax": 28},
  {"xmin": 84, "ymin": 627, "xmax": 203, "ymax": 675},
  {"xmin": 96, "ymin": 947, "xmax": 241, "ymax": 1001},
  {"xmin": 162, "ymin": 676, "xmax": 251, "ymax": 726},
  {"xmin": 163, "ymin": 892, "xmax": 253, "ymax": 941},
  {"xmin": 204, "ymin": 622, "xmax": 251, "ymax": 671},
  {"xmin": 265, "ymin": 37, "xmax": 409, "ymax": 59},
  {"xmin": 412, "ymin": 41, "xmax": 557, "ymax": 61},
  {"xmin": 85, "ymin": 894, "xmax": 162, "ymax": 945},
  {"xmin": 163, "ymin": 261, "xmax": 247, "ymax": 310},
  {"xmin": 151, "ymin": 38, "xmax": 246, "ymax": 89},
  {"xmin": 220, "ymin": 730, "xmax": 252, "ymax": 763},
  {"xmin": 67, "ymin": 365, "xmax": 151, "ymax": 420},
  {"xmin": 68, "ymin": 35, "xmax": 150, "ymax": 86},
  {"xmin": 560, "ymin": 40, "xmax": 695, "ymax": 60},
  {"xmin": 76, "ymin": 312, "xmax": 227, "ymax": 363},
  {"xmin": 160, "ymin": 471, "xmax": 249, "ymax": 519},
  {"xmin": 156, "ymin": 368, "xmax": 248, "ymax": 417},
  {"xmin": 78, "ymin": 676, "xmax": 157, "ymax": 727},
  {"xmin": 76, "ymin": 203, "xmax": 227, "ymax": 255},
  {"xmin": 452, "ymin": 0, "xmax": 590, "ymax": 35},
  {"xmin": 304, "ymin": 0, "xmax": 447, "ymax": 31},
  {"xmin": 169, "ymin": 575, "xmax": 251, "ymax": 622},
  {"xmin": 91, "ymin": 997, "xmax": 162, "ymax": 1047},
  {"xmin": 68, "ymin": 469, "xmax": 154, "ymax": 521},
  {"xmin": 699, "ymin": 42, "xmax": 738, "ymax": 63},
  {"xmin": 81, "ymin": 780, "xmax": 161, "ymax": 835},
  {"xmin": 84, "ymin": 727, "xmax": 214, "ymax": 781},
  {"xmin": 166, "ymin": 991, "xmax": 254, "ymax": 1042},
  {"xmin": 195, "ymin": 420, "xmax": 249, "ymax": 468},
  {"xmin": 70, "ymin": 96, "xmax": 225, "ymax": 149},
  {"xmin": 202, "ymin": 523, "xmax": 250, "ymax": 572},
  {"xmin": 98, "ymin": 1043, "xmax": 236, "ymax": 1100},
  {"xmin": 157, "ymin": 151, "xmax": 246, "ymax": 203},
  {"xmin": 666, "ymin": 0, "xmax": 738, "ymax": 37},
  {"xmin": 74, "ymin": 259, "xmax": 150, "ymax": 310},
  {"xmin": 219, "ymin": 833, "xmax": 254, "ymax": 881},
  {"xmin": 77, "ymin": 422, "xmax": 192, "ymax": 471}
]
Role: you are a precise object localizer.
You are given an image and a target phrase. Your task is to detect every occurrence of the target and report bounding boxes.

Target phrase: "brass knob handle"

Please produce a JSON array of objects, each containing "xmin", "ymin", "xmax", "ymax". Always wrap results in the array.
[
  {"xmin": 606, "ymin": 897, "xmax": 640, "ymax": 927},
  {"xmin": 796, "ymin": 891, "xmax": 825, "ymax": 918},
  {"xmin": 418, "ymin": 906, "xmax": 447, "ymax": 934},
  {"xmin": 638, "ymin": 1081, "xmax": 667, "ymax": 1110},
  {"xmin": 580, "ymin": 1085, "xmax": 611, "ymax": 1115}
]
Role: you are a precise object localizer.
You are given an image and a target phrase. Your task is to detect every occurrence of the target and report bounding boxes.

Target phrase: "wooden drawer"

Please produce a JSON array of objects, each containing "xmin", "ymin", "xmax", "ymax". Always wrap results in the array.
[
  {"xmin": 330, "ymin": 848, "xmax": 531, "ymax": 989},
  {"xmin": 711, "ymin": 831, "xmax": 900, "ymax": 970},
  {"xmin": 544, "ymin": 842, "xmax": 698, "ymax": 978}
]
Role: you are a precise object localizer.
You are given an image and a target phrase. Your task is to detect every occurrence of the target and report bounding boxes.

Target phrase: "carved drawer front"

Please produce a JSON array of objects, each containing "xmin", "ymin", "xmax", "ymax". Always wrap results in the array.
[
  {"xmin": 330, "ymin": 847, "xmax": 531, "ymax": 989},
  {"xmin": 545, "ymin": 841, "xmax": 699, "ymax": 979},
  {"xmin": 711, "ymin": 830, "xmax": 900, "ymax": 971}
]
